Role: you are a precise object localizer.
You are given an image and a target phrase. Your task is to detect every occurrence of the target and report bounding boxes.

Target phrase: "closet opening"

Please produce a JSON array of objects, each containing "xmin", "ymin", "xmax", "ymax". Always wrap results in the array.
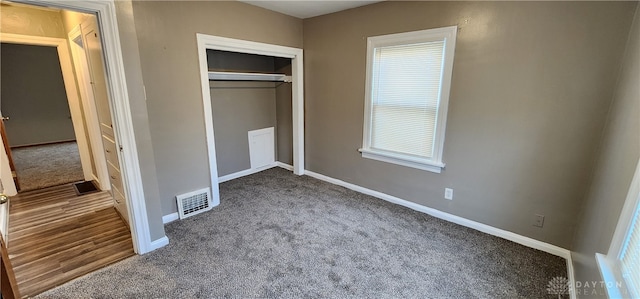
[
  {"xmin": 196, "ymin": 34, "xmax": 304, "ymax": 207},
  {"xmin": 208, "ymin": 50, "xmax": 294, "ymax": 183}
]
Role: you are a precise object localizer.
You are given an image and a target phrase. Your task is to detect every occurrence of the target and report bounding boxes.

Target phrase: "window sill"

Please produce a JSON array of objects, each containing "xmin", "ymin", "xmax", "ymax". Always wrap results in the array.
[
  {"xmin": 596, "ymin": 253, "xmax": 630, "ymax": 298},
  {"xmin": 359, "ymin": 148, "xmax": 444, "ymax": 173}
]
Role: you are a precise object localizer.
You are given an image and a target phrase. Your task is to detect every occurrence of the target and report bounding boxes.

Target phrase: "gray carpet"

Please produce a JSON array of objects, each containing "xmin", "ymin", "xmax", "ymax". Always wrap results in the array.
[
  {"xmin": 36, "ymin": 168, "xmax": 567, "ymax": 298},
  {"xmin": 12, "ymin": 142, "xmax": 85, "ymax": 192}
]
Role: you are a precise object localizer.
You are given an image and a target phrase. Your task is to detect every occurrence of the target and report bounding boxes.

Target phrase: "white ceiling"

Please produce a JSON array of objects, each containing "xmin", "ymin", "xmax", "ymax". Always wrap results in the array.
[{"xmin": 240, "ymin": 1, "xmax": 383, "ymax": 19}]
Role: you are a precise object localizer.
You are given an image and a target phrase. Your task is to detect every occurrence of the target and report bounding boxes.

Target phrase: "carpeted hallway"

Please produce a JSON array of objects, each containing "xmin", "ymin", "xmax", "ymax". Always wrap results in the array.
[
  {"xmin": 12, "ymin": 141, "xmax": 85, "ymax": 192},
  {"xmin": 36, "ymin": 168, "xmax": 567, "ymax": 298}
]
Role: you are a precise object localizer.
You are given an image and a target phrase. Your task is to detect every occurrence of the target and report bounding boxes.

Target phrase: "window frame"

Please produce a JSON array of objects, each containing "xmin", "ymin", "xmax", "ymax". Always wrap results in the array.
[
  {"xmin": 596, "ymin": 158, "xmax": 640, "ymax": 298},
  {"xmin": 359, "ymin": 26, "xmax": 457, "ymax": 174}
]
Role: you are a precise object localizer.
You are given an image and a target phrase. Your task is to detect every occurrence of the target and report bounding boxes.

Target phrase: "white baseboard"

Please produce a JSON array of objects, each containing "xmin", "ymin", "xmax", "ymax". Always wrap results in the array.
[
  {"xmin": 218, "ymin": 163, "xmax": 277, "ymax": 183},
  {"xmin": 304, "ymin": 169, "xmax": 576, "ymax": 296},
  {"xmin": 162, "ymin": 212, "xmax": 179, "ymax": 224},
  {"xmin": 276, "ymin": 162, "xmax": 294, "ymax": 171},
  {"xmin": 567, "ymin": 254, "xmax": 577, "ymax": 299},
  {"xmin": 148, "ymin": 236, "xmax": 169, "ymax": 251},
  {"xmin": 303, "ymin": 170, "xmax": 572, "ymax": 259}
]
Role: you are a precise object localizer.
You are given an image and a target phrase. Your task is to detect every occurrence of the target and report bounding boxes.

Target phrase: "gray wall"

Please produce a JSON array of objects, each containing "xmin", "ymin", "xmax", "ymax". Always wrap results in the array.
[
  {"xmin": 276, "ymin": 82, "xmax": 293, "ymax": 165},
  {"xmin": 210, "ymin": 81, "xmax": 277, "ymax": 176},
  {"xmin": 303, "ymin": 1, "xmax": 636, "ymax": 248},
  {"xmin": 208, "ymin": 50, "xmax": 276, "ymax": 73},
  {"xmin": 571, "ymin": 6, "xmax": 640, "ymax": 298},
  {"xmin": 276, "ymin": 62, "xmax": 293, "ymax": 165},
  {"xmin": 131, "ymin": 1, "xmax": 303, "ymax": 216},
  {"xmin": 0, "ymin": 43, "xmax": 76, "ymax": 147}
]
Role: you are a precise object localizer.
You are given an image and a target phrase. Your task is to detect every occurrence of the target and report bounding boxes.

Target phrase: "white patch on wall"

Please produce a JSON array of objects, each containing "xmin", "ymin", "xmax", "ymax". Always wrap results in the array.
[
  {"xmin": 176, "ymin": 187, "xmax": 212, "ymax": 219},
  {"xmin": 248, "ymin": 127, "xmax": 275, "ymax": 169}
]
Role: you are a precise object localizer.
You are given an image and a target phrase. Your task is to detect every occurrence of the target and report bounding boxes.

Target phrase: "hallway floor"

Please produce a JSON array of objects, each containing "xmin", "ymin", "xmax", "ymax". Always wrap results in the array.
[
  {"xmin": 12, "ymin": 142, "xmax": 85, "ymax": 192},
  {"xmin": 7, "ymin": 183, "xmax": 133, "ymax": 297}
]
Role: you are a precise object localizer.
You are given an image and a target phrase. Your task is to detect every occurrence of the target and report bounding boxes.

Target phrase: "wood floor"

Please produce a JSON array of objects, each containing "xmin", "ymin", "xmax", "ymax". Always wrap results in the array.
[{"xmin": 7, "ymin": 184, "xmax": 134, "ymax": 297}]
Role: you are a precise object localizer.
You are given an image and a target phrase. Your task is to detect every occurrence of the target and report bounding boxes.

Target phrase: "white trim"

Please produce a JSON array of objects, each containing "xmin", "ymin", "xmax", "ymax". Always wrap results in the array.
[
  {"xmin": 291, "ymin": 51, "xmax": 305, "ymax": 176},
  {"xmin": 196, "ymin": 34, "xmax": 305, "ymax": 208},
  {"xmin": 0, "ymin": 33, "xmax": 94, "ymax": 182},
  {"xmin": 212, "ymin": 162, "xmax": 294, "ymax": 184},
  {"xmin": 148, "ymin": 236, "xmax": 169, "ymax": 251},
  {"xmin": 196, "ymin": 35, "xmax": 220, "ymax": 208},
  {"xmin": 303, "ymin": 169, "xmax": 571, "ymax": 259},
  {"xmin": 17, "ymin": 0, "xmax": 154, "ymax": 254},
  {"xmin": 596, "ymin": 253, "xmax": 626, "ymax": 299},
  {"xmin": 218, "ymin": 163, "xmax": 278, "ymax": 183},
  {"xmin": 162, "ymin": 213, "xmax": 179, "ymax": 224},
  {"xmin": 597, "ymin": 158, "xmax": 640, "ymax": 298},
  {"xmin": 304, "ymin": 169, "xmax": 577, "ymax": 297},
  {"xmin": 359, "ymin": 148, "xmax": 444, "ymax": 173},
  {"xmin": 361, "ymin": 26, "xmax": 456, "ymax": 172},
  {"xmin": 567, "ymin": 254, "xmax": 577, "ymax": 299},
  {"xmin": 276, "ymin": 162, "xmax": 294, "ymax": 171}
]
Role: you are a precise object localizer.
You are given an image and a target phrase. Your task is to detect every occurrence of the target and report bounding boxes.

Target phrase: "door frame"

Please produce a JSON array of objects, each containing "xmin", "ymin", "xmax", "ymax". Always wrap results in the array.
[
  {"xmin": 0, "ymin": 33, "xmax": 94, "ymax": 184},
  {"xmin": 196, "ymin": 34, "xmax": 305, "ymax": 206},
  {"xmin": 13, "ymin": 0, "xmax": 155, "ymax": 254},
  {"xmin": 1, "ymin": 234, "xmax": 20, "ymax": 299}
]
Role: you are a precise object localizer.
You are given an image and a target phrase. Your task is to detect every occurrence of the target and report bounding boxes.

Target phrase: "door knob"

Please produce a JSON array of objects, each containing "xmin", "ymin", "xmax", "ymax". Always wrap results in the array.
[
  {"xmin": 0, "ymin": 194, "xmax": 8, "ymax": 205},
  {"xmin": 0, "ymin": 116, "xmax": 9, "ymax": 121}
]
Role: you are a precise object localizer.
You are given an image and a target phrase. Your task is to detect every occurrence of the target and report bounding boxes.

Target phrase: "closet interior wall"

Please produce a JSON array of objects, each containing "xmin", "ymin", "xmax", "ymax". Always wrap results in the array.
[{"xmin": 207, "ymin": 50, "xmax": 293, "ymax": 177}]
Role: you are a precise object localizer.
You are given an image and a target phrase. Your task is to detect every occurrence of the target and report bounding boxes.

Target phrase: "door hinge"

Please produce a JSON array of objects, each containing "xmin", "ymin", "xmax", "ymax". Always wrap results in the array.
[{"xmin": 119, "ymin": 145, "xmax": 123, "ymax": 152}]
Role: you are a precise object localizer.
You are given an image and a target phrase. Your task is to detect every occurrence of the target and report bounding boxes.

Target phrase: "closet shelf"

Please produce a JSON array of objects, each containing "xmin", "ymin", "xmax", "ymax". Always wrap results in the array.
[{"xmin": 208, "ymin": 71, "xmax": 292, "ymax": 82}]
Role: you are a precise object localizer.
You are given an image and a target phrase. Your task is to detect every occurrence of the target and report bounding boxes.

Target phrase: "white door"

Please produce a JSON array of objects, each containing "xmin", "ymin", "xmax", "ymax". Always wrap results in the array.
[
  {"xmin": 69, "ymin": 24, "xmax": 109, "ymax": 189},
  {"xmin": 83, "ymin": 21, "xmax": 114, "ymax": 138},
  {"xmin": 82, "ymin": 19, "xmax": 131, "ymax": 224}
]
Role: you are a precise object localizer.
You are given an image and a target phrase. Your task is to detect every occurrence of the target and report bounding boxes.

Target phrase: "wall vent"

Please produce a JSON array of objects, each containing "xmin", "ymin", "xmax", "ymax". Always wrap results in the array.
[{"xmin": 176, "ymin": 187, "xmax": 212, "ymax": 219}]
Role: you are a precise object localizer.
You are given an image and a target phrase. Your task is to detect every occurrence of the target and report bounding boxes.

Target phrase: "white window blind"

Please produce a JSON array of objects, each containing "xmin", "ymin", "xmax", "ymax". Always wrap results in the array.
[
  {"xmin": 370, "ymin": 41, "xmax": 445, "ymax": 158},
  {"xmin": 360, "ymin": 26, "xmax": 457, "ymax": 173},
  {"xmin": 620, "ymin": 201, "xmax": 640, "ymax": 297}
]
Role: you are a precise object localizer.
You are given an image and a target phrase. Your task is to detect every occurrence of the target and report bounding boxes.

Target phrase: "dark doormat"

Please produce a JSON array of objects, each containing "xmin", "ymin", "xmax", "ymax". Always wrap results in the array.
[{"xmin": 74, "ymin": 180, "xmax": 100, "ymax": 196}]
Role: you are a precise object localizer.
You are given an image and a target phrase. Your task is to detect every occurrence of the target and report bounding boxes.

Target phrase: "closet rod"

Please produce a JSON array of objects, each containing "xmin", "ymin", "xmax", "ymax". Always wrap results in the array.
[{"xmin": 208, "ymin": 71, "xmax": 292, "ymax": 82}]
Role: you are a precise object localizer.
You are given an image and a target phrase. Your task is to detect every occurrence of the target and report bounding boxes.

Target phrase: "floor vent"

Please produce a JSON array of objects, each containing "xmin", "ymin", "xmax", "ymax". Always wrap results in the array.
[
  {"xmin": 73, "ymin": 180, "xmax": 99, "ymax": 196},
  {"xmin": 176, "ymin": 187, "xmax": 212, "ymax": 219}
]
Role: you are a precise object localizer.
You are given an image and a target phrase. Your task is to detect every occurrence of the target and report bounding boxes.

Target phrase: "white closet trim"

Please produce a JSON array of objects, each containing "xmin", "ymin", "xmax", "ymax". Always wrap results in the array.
[{"xmin": 196, "ymin": 34, "xmax": 305, "ymax": 208}]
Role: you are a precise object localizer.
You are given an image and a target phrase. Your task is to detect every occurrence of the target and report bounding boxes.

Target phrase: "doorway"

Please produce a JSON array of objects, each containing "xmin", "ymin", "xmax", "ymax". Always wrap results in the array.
[
  {"xmin": 0, "ymin": 0, "xmax": 155, "ymax": 296},
  {"xmin": 1, "ymin": 42, "xmax": 86, "ymax": 192},
  {"xmin": 0, "ymin": 3, "xmax": 137, "ymax": 296},
  {"xmin": 0, "ymin": 0, "xmax": 155, "ymax": 255}
]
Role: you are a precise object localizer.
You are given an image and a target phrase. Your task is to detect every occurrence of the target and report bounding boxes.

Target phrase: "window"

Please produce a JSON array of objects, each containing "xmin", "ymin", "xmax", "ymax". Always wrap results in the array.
[
  {"xmin": 620, "ymin": 202, "xmax": 640, "ymax": 297},
  {"xmin": 597, "ymin": 159, "xmax": 640, "ymax": 298},
  {"xmin": 359, "ymin": 26, "xmax": 457, "ymax": 173}
]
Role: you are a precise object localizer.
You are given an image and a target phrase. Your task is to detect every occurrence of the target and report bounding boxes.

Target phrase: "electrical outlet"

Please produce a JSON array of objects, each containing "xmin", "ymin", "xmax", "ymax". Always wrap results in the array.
[
  {"xmin": 444, "ymin": 188, "xmax": 453, "ymax": 200},
  {"xmin": 533, "ymin": 214, "xmax": 545, "ymax": 228}
]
